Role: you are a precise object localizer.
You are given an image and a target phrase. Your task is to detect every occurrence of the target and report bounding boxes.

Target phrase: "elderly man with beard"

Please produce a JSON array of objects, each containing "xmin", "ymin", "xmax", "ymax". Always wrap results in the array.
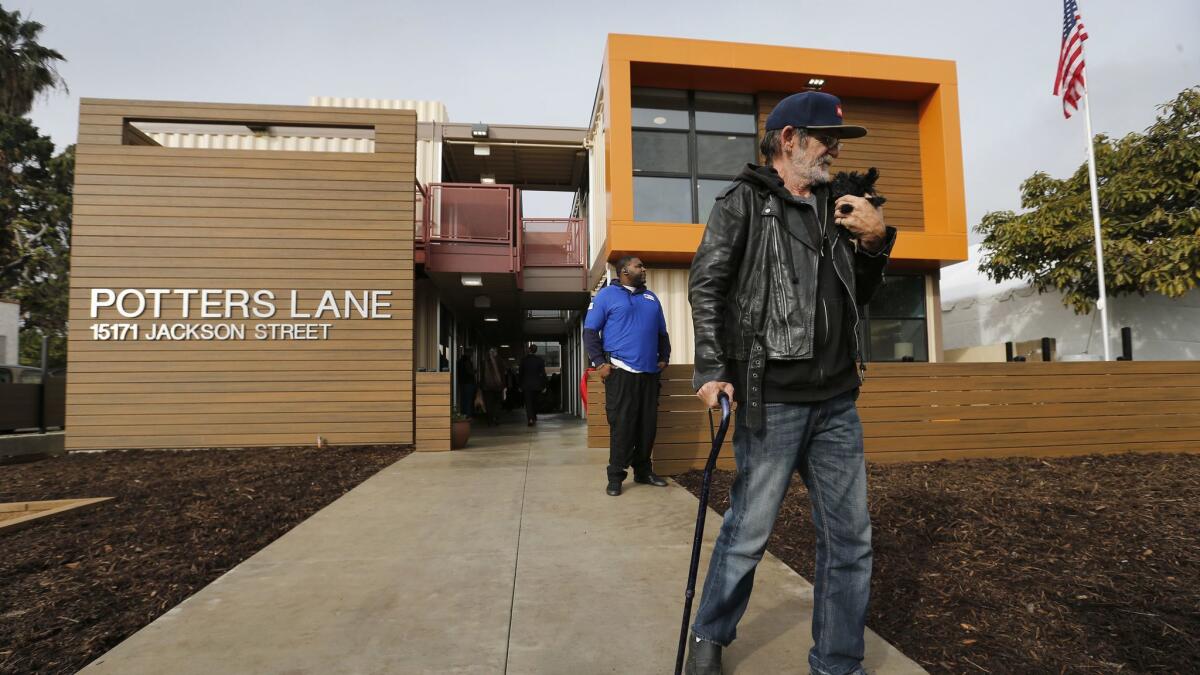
[{"xmin": 684, "ymin": 92, "xmax": 897, "ymax": 675}]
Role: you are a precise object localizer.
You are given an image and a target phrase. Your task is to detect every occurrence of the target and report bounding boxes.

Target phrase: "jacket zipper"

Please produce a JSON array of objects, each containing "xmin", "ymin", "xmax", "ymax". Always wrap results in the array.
[
  {"xmin": 829, "ymin": 220, "xmax": 865, "ymax": 384},
  {"xmin": 821, "ymin": 298, "xmax": 830, "ymax": 347},
  {"xmin": 767, "ymin": 200, "xmax": 793, "ymax": 353}
]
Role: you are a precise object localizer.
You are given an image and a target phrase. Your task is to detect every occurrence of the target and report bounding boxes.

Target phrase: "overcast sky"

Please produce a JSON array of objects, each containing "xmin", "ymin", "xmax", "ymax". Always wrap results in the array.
[{"xmin": 14, "ymin": 0, "xmax": 1199, "ymax": 236}]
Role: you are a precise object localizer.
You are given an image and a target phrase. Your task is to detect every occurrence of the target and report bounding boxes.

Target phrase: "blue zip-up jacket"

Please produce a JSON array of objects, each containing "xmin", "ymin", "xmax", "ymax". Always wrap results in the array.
[{"xmin": 583, "ymin": 281, "xmax": 671, "ymax": 372}]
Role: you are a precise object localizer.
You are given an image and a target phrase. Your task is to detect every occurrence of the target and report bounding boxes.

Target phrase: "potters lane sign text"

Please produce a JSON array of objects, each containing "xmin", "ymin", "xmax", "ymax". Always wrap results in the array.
[{"xmin": 87, "ymin": 288, "xmax": 394, "ymax": 341}]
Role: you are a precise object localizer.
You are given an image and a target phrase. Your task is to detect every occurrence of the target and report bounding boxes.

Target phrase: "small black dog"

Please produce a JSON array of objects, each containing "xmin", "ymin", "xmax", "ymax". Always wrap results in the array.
[{"xmin": 829, "ymin": 167, "xmax": 887, "ymax": 215}]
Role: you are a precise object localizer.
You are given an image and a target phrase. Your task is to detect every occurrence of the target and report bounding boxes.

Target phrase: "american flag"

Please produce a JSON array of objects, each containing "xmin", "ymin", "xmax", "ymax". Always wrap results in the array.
[{"xmin": 1054, "ymin": 0, "xmax": 1089, "ymax": 118}]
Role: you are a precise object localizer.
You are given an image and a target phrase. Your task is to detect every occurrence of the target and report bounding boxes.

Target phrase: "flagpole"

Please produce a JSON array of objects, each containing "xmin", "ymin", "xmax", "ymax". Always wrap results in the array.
[{"xmin": 1080, "ymin": 87, "xmax": 1112, "ymax": 360}]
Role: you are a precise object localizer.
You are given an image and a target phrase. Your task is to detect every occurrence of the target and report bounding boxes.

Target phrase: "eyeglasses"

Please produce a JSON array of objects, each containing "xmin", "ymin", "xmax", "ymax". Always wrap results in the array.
[
  {"xmin": 784, "ymin": 126, "xmax": 841, "ymax": 150},
  {"xmin": 807, "ymin": 131, "xmax": 841, "ymax": 150}
]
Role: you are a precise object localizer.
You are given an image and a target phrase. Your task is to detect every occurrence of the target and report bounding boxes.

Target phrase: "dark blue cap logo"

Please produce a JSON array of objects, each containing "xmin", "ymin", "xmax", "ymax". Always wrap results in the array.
[{"xmin": 765, "ymin": 91, "xmax": 868, "ymax": 139}]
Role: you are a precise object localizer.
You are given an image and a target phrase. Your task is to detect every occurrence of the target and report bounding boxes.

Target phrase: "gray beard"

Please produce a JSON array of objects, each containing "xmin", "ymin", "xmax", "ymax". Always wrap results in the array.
[
  {"xmin": 806, "ymin": 166, "xmax": 832, "ymax": 186},
  {"xmin": 804, "ymin": 158, "xmax": 834, "ymax": 186},
  {"xmin": 785, "ymin": 148, "xmax": 833, "ymax": 188}
]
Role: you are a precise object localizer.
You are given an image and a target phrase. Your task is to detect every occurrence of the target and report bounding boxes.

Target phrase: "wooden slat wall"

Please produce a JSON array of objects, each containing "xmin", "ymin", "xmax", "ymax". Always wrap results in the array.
[
  {"xmin": 415, "ymin": 372, "xmax": 451, "ymax": 452},
  {"xmin": 859, "ymin": 361, "xmax": 1200, "ymax": 462},
  {"xmin": 67, "ymin": 99, "xmax": 416, "ymax": 450},
  {"xmin": 588, "ymin": 365, "xmax": 736, "ymax": 475},
  {"xmin": 758, "ymin": 94, "xmax": 924, "ymax": 232},
  {"xmin": 589, "ymin": 362, "xmax": 1200, "ymax": 473}
]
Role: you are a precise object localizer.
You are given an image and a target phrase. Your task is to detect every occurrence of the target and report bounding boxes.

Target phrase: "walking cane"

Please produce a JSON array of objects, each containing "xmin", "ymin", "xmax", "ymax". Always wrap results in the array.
[{"xmin": 674, "ymin": 391, "xmax": 732, "ymax": 675}]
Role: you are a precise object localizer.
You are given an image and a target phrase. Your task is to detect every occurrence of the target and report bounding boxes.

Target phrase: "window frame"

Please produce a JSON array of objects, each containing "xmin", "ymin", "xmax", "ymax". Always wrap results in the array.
[
  {"xmin": 858, "ymin": 273, "xmax": 930, "ymax": 363},
  {"xmin": 631, "ymin": 89, "xmax": 758, "ymax": 223}
]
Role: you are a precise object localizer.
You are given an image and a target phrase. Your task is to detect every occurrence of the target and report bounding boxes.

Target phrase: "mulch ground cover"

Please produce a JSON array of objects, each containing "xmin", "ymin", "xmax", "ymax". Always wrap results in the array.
[
  {"xmin": 0, "ymin": 444, "xmax": 410, "ymax": 675},
  {"xmin": 676, "ymin": 453, "xmax": 1200, "ymax": 674}
]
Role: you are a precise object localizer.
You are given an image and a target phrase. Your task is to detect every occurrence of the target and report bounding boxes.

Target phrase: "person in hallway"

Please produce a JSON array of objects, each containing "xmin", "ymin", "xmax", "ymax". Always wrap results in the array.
[
  {"xmin": 456, "ymin": 347, "xmax": 476, "ymax": 418},
  {"xmin": 519, "ymin": 343, "xmax": 547, "ymax": 426},
  {"xmin": 583, "ymin": 256, "xmax": 672, "ymax": 496},
  {"xmin": 684, "ymin": 91, "xmax": 897, "ymax": 675},
  {"xmin": 546, "ymin": 372, "xmax": 561, "ymax": 412},
  {"xmin": 481, "ymin": 347, "xmax": 506, "ymax": 426}
]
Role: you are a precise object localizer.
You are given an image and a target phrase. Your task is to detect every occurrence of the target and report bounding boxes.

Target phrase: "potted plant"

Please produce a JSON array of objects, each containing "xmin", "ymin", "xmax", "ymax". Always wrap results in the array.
[{"xmin": 451, "ymin": 408, "xmax": 471, "ymax": 449}]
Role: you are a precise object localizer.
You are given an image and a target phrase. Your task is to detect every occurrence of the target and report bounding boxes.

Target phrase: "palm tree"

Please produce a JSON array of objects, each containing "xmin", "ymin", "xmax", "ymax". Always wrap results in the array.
[{"xmin": 0, "ymin": 6, "xmax": 67, "ymax": 117}]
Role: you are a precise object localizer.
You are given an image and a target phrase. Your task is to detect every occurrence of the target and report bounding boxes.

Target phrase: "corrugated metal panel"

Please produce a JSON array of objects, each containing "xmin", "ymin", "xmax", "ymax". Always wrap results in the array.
[
  {"xmin": 646, "ymin": 267, "xmax": 695, "ymax": 365},
  {"xmin": 309, "ymin": 97, "xmax": 447, "ymax": 122},
  {"xmin": 586, "ymin": 94, "xmax": 607, "ymax": 274},
  {"xmin": 311, "ymin": 97, "xmax": 446, "ymax": 187},
  {"xmin": 145, "ymin": 131, "xmax": 372, "ymax": 153},
  {"xmin": 587, "ymin": 129, "xmax": 606, "ymax": 270}
]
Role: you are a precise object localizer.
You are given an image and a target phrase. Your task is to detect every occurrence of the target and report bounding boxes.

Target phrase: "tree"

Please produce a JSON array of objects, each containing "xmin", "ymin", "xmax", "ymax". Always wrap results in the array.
[
  {"xmin": 0, "ymin": 6, "xmax": 68, "ymax": 117},
  {"xmin": 976, "ymin": 86, "xmax": 1200, "ymax": 313},
  {"xmin": 0, "ymin": 115, "xmax": 72, "ymax": 366},
  {"xmin": 0, "ymin": 5, "xmax": 70, "ymax": 366}
]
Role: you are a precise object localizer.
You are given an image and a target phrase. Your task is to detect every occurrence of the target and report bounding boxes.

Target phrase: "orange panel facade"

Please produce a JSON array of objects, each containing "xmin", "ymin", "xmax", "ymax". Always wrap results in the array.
[{"xmin": 598, "ymin": 34, "xmax": 968, "ymax": 269}]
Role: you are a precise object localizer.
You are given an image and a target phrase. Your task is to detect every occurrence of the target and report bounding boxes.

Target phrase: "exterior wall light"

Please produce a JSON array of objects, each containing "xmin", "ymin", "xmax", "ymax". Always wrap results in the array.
[
  {"xmin": 471, "ymin": 123, "xmax": 488, "ymax": 138},
  {"xmin": 480, "ymin": 174, "xmax": 496, "ymax": 184},
  {"xmin": 473, "ymin": 145, "xmax": 491, "ymax": 156},
  {"xmin": 461, "ymin": 274, "xmax": 483, "ymax": 287},
  {"xmin": 484, "ymin": 315, "xmax": 500, "ymax": 322},
  {"xmin": 806, "ymin": 78, "xmax": 826, "ymax": 90}
]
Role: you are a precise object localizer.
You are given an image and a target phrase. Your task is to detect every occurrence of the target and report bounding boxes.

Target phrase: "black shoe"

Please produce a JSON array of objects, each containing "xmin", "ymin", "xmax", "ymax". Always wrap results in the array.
[
  {"xmin": 634, "ymin": 472, "xmax": 668, "ymax": 487},
  {"xmin": 606, "ymin": 481, "xmax": 622, "ymax": 496},
  {"xmin": 685, "ymin": 633, "xmax": 723, "ymax": 674}
]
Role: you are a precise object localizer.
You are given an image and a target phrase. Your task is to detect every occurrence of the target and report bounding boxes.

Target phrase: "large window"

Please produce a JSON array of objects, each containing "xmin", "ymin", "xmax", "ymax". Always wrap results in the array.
[
  {"xmin": 859, "ymin": 274, "xmax": 929, "ymax": 362},
  {"xmin": 632, "ymin": 88, "xmax": 757, "ymax": 224},
  {"xmin": 531, "ymin": 341, "xmax": 562, "ymax": 370}
]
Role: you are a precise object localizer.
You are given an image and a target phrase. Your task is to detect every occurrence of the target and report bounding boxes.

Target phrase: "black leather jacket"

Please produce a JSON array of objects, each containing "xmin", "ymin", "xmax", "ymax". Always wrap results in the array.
[{"xmin": 688, "ymin": 164, "xmax": 897, "ymax": 430}]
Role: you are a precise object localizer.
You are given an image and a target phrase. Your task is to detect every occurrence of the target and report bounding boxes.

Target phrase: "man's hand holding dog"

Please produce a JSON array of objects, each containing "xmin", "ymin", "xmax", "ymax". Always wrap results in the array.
[{"xmin": 834, "ymin": 195, "xmax": 886, "ymax": 252}]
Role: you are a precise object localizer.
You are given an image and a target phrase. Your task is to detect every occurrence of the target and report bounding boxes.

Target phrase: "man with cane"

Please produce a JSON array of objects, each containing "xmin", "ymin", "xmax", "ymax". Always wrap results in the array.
[{"xmin": 684, "ymin": 91, "xmax": 896, "ymax": 675}]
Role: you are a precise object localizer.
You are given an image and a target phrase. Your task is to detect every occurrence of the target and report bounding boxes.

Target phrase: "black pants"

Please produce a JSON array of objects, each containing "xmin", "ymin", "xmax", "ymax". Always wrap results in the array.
[
  {"xmin": 603, "ymin": 368, "xmax": 659, "ymax": 481},
  {"xmin": 524, "ymin": 389, "xmax": 539, "ymax": 422},
  {"xmin": 458, "ymin": 383, "xmax": 476, "ymax": 418}
]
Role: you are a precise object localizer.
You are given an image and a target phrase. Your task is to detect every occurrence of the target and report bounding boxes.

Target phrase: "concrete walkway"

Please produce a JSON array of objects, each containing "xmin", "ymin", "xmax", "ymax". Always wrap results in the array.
[{"xmin": 82, "ymin": 415, "xmax": 924, "ymax": 674}]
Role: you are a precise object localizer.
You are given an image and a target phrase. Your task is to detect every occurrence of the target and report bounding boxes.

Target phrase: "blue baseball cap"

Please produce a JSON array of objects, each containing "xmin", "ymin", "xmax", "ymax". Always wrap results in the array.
[{"xmin": 765, "ymin": 91, "xmax": 868, "ymax": 139}]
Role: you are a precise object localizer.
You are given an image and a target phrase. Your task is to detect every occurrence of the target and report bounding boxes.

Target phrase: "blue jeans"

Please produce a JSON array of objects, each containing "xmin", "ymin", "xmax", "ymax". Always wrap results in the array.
[{"xmin": 692, "ymin": 392, "xmax": 872, "ymax": 675}]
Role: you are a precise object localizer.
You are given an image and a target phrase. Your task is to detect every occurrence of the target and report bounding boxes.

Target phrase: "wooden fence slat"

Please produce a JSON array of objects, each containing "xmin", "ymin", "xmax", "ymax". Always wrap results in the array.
[
  {"xmin": 865, "ymin": 361, "xmax": 1200, "ymax": 377},
  {"xmin": 865, "ymin": 413, "xmax": 1200, "ymax": 439},
  {"xmin": 868, "ymin": 427, "xmax": 1200, "ymax": 453},
  {"xmin": 858, "ymin": 386, "xmax": 1200, "ymax": 408},
  {"xmin": 588, "ymin": 362, "xmax": 1200, "ymax": 471},
  {"xmin": 414, "ymin": 372, "xmax": 451, "ymax": 452},
  {"xmin": 857, "ymin": 399, "xmax": 1200, "ymax": 423},
  {"xmin": 863, "ymin": 373, "xmax": 1200, "ymax": 393},
  {"xmin": 866, "ymin": 440, "xmax": 1200, "ymax": 463}
]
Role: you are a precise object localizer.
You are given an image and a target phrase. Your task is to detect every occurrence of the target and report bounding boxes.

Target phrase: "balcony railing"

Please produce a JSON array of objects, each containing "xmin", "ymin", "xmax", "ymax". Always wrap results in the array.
[
  {"xmin": 425, "ymin": 183, "xmax": 514, "ymax": 243},
  {"xmin": 422, "ymin": 183, "xmax": 518, "ymax": 274},
  {"xmin": 414, "ymin": 180, "xmax": 428, "ymax": 244},
  {"xmin": 521, "ymin": 218, "xmax": 586, "ymax": 267},
  {"xmin": 419, "ymin": 183, "xmax": 586, "ymax": 277}
]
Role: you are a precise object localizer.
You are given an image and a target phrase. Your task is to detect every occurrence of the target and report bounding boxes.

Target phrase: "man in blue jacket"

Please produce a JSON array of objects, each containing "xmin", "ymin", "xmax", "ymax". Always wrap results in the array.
[{"xmin": 584, "ymin": 256, "xmax": 672, "ymax": 496}]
